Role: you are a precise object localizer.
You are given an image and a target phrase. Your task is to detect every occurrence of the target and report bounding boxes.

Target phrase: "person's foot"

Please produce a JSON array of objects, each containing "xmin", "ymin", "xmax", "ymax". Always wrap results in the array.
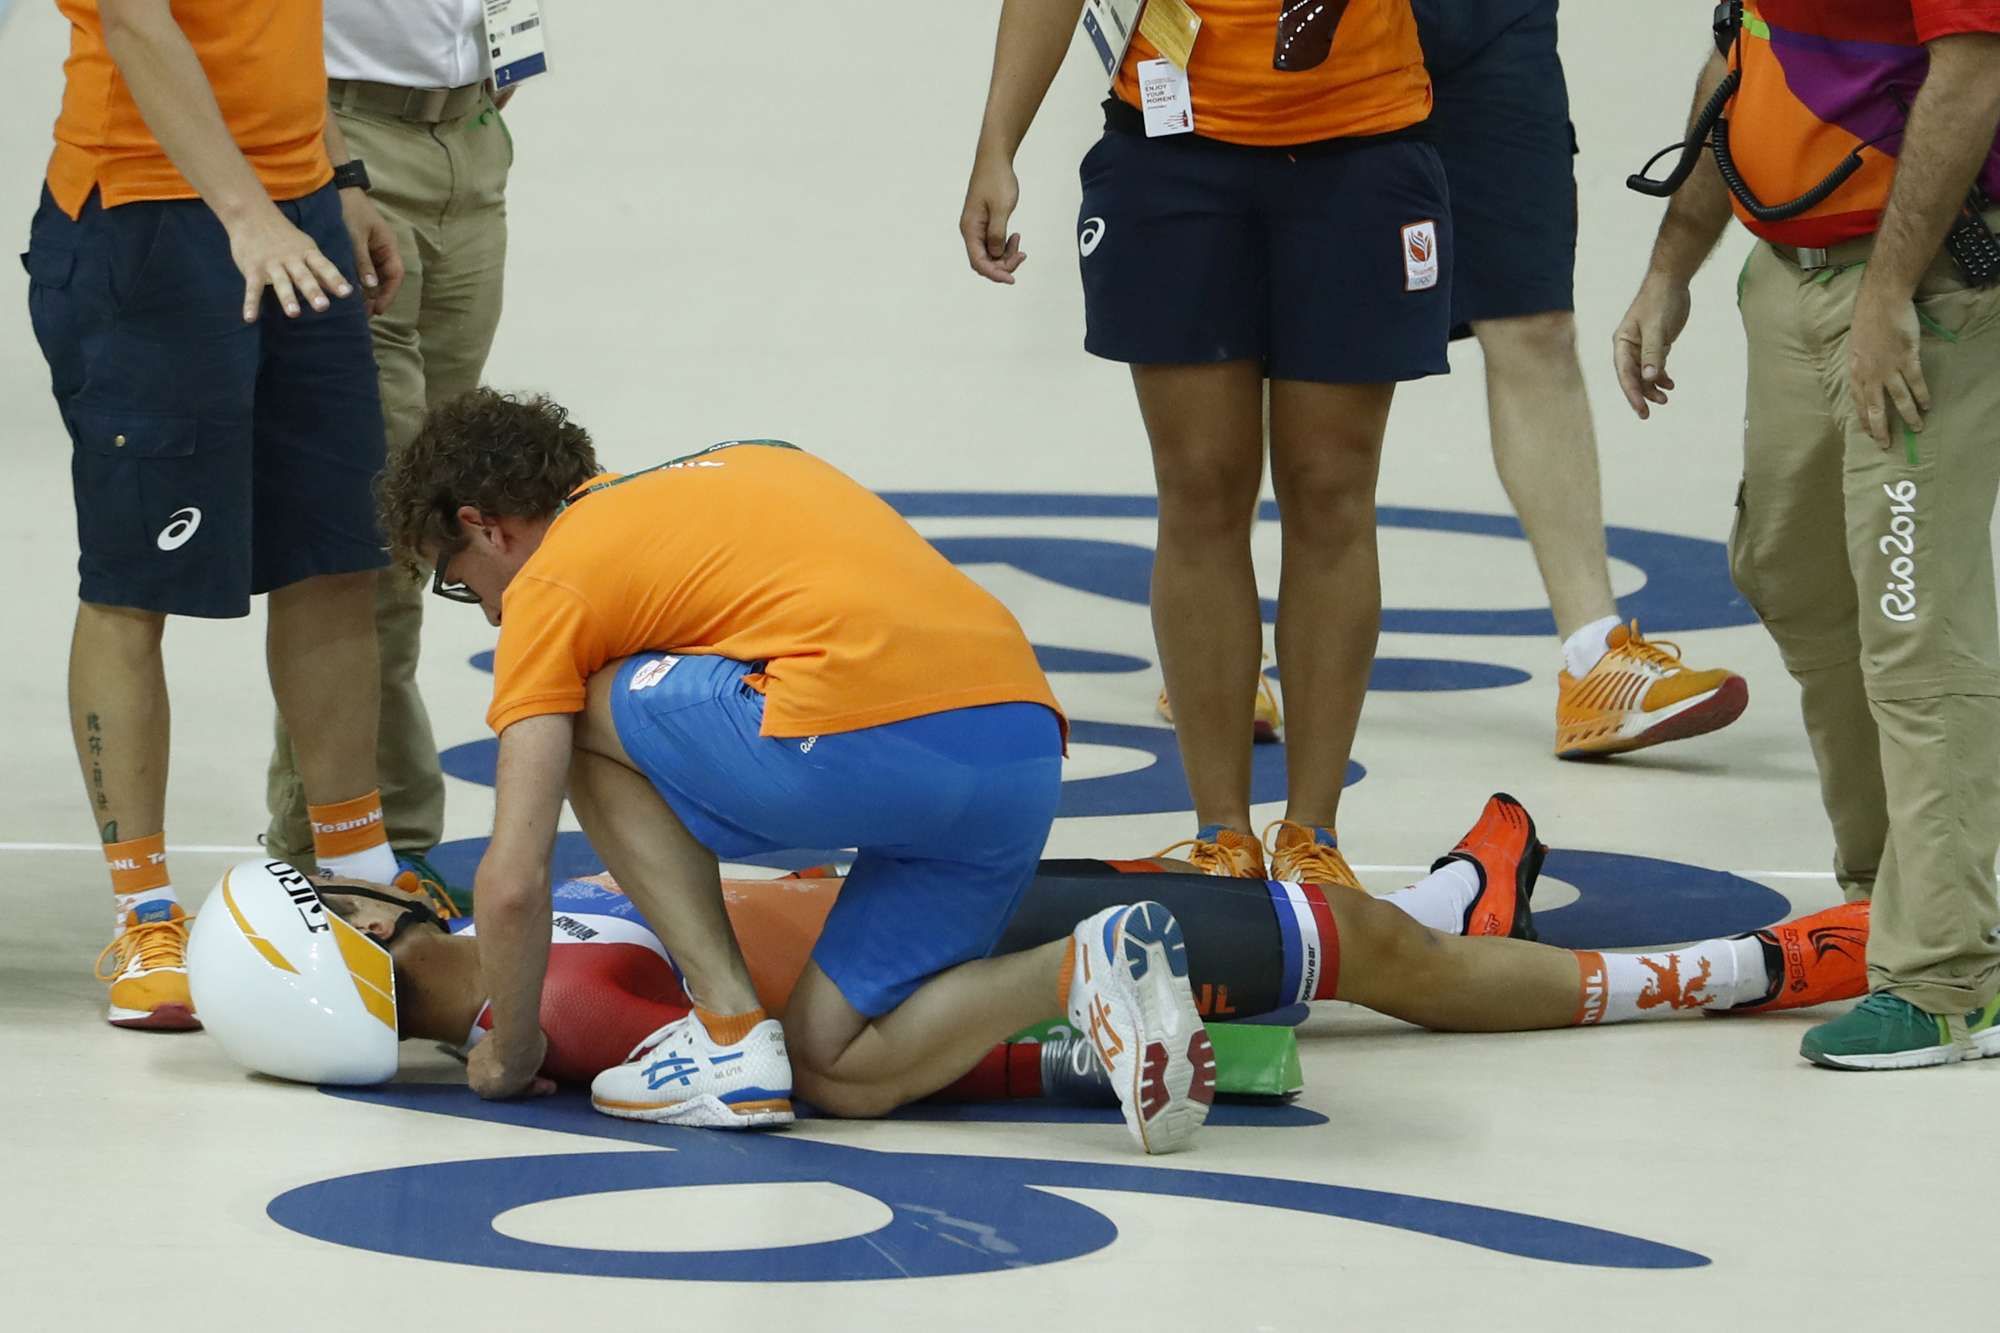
[
  {"xmin": 1068, "ymin": 902, "xmax": 1214, "ymax": 1154},
  {"xmin": 1724, "ymin": 900, "xmax": 1870, "ymax": 1015},
  {"xmin": 1156, "ymin": 661, "xmax": 1283, "ymax": 744},
  {"xmin": 94, "ymin": 901, "xmax": 200, "ymax": 1030},
  {"xmin": 1431, "ymin": 793, "xmax": 1544, "ymax": 940},
  {"xmin": 591, "ymin": 1013, "xmax": 795, "ymax": 1126},
  {"xmin": 1264, "ymin": 820, "xmax": 1361, "ymax": 891},
  {"xmin": 1555, "ymin": 621, "xmax": 1748, "ymax": 759},
  {"xmin": 1153, "ymin": 829, "xmax": 1266, "ymax": 878},
  {"xmin": 1799, "ymin": 990, "xmax": 2000, "ymax": 1070}
]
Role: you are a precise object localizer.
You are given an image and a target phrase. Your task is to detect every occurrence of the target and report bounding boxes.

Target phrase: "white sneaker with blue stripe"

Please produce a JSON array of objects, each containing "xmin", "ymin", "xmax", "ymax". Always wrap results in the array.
[{"xmin": 591, "ymin": 1013, "xmax": 795, "ymax": 1127}]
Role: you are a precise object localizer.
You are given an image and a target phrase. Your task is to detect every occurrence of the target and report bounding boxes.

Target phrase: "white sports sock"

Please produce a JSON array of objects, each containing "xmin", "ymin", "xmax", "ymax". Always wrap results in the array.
[
  {"xmin": 320, "ymin": 841, "xmax": 398, "ymax": 884},
  {"xmin": 1379, "ymin": 860, "xmax": 1482, "ymax": 935},
  {"xmin": 113, "ymin": 885, "xmax": 179, "ymax": 931},
  {"xmin": 1562, "ymin": 614, "xmax": 1623, "ymax": 679},
  {"xmin": 1573, "ymin": 936, "xmax": 1768, "ymax": 1025}
]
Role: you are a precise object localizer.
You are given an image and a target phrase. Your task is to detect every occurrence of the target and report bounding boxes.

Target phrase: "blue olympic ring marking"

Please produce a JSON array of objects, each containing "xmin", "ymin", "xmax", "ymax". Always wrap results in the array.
[
  {"xmin": 266, "ymin": 1086, "xmax": 1708, "ymax": 1280},
  {"xmin": 882, "ymin": 493, "xmax": 1756, "ymax": 637}
]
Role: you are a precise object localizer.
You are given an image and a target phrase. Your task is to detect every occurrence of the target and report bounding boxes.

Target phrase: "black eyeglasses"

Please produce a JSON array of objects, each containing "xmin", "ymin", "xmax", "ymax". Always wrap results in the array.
[
  {"xmin": 1274, "ymin": 0, "xmax": 1349, "ymax": 72},
  {"xmin": 430, "ymin": 542, "xmax": 481, "ymax": 604}
]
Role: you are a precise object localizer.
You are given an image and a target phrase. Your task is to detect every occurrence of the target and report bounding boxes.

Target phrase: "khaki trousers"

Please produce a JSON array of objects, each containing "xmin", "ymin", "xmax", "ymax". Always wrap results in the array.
[
  {"xmin": 1729, "ymin": 240, "xmax": 2000, "ymax": 1014},
  {"xmin": 264, "ymin": 89, "xmax": 512, "ymax": 864}
]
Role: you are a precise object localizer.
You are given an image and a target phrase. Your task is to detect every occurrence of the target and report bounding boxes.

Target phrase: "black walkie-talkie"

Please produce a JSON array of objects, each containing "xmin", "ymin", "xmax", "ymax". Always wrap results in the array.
[{"xmin": 1945, "ymin": 188, "xmax": 2000, "ymax": 287}]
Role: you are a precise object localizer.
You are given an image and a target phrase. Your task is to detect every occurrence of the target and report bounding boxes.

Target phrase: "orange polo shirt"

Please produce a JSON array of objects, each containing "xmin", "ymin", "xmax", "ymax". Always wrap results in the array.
[
  {"xmin": 46, "ymin": 0, "xmax": 333, "ymax": 218},
  {"xmin": 486, "ymin": 443, "xmax": 1066, "ymax": 741},
  {"xmin": 1113, "ymin": 0, "xmax": 1431, "ymax": 146}
]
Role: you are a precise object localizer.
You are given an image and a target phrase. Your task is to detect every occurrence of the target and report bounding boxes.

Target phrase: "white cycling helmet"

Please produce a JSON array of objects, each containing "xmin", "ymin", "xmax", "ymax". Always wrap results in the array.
[{"xmin": 187, "ymin": 859, "xmax": 401, "ymax": 1085}]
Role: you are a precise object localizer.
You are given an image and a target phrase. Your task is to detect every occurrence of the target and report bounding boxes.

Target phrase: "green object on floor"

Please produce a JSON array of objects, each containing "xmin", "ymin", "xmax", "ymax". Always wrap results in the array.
[{"xmin": 1008, "ymin": 1018, "xmax": 1304, "ymax": 1098}]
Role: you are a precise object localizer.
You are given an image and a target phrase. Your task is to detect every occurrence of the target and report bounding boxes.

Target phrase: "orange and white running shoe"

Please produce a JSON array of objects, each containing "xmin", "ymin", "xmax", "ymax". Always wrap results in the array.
[
  {"xmin": 1153, "ymin": 829, "xmax": 1266, "ymax": 879},
  {"xmin": 1555, "ymin": 621, "xmax": 1747, "ymax": 759},
  {"xmin": 1725, "ymin": 900, "xmax": 1871, "ymax": 1015},
  {"xmin": 1264, "ymin": 820, "xmax": 1362, "ymax": 892},
  {"xmin": 1433, "ymin": 793, "xmax": 1546, "ymax": 940},
  {"xmin": 93, "ymin": 900, "xmax": 200, "ymax": 1030},
  {"xmin": 1156, "ymin": 664, "xmax": 1283, "ymax": 744}
]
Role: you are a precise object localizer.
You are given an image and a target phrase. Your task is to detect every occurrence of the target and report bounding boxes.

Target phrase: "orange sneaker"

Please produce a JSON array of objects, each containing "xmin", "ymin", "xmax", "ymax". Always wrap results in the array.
[
  {"xmin": 1153, "ymin": 829, "xmax": 1267, "ymax": 878},
  {"xmin": 1156, "ymin": 663, "xmax": 1282, "ymax": 744},
  {"xmin": 1725, "ymin": 900, "xmax": 1871, "ymax": 1015},
  {"xmin": 1432, "ymin": 793, "xmax": 1546, "ymax": 940},
  {"xmin": 1555, "ymin": 621, "xmax": 1747, "ymax": 759},
  {"xmin": 1263, "ymin": 820, "xmax": 1361, "ymax": 891},
  {"xmin": 93, "ymin": 901, "xmax": 200, "ymax": 1031}
]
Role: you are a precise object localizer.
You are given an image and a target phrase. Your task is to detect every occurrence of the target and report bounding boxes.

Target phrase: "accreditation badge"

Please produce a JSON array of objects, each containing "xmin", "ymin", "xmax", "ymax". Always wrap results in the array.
[
  {"xmin": 484, "ymin": 0, "xmax": 549, "ymax": 88},
  {"xmin": 1081, "ymin": 0, "xmax": 1145, "ymax": 81}
]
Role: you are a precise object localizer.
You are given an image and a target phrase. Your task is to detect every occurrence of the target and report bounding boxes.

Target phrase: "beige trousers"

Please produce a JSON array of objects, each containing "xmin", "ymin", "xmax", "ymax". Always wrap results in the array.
[
  {"xmin": 1729, "ymin": 239, "xmax": 2000, "ymax": 1013},
  {"xmin": 264, "ymin": 90, "xmax": 512, "ymax": 864}
]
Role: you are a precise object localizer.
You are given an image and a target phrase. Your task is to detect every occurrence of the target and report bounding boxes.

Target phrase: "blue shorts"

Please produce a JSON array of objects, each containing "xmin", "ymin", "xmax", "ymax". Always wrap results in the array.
[
  {"xmin": 609, "ymin": 654, "xmax": 1065, "ymax": 1017},
  {"xmin": 1413, "ymin": 0, "xmax": 1577, "ymax": 337},
  {"xmin": 21, "ymin": 185, "xmax": 388, "ymax": 617},
  {"xmin": 1077, "ymin": 111, "xmax": 1452, "ymax": 385}
]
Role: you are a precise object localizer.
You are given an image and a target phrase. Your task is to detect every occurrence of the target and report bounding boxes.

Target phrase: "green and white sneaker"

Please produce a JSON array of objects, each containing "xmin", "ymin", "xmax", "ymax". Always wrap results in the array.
[{"xmin": 1801, "ymin": 991, "xmax": 2000, "ymax": 1071}]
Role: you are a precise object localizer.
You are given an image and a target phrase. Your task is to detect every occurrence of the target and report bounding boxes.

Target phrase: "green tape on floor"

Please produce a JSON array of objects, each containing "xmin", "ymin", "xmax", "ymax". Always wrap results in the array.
[{"xmin": 1008, "ymin": 1018, "xmax": 1303, "ymax": 1099}]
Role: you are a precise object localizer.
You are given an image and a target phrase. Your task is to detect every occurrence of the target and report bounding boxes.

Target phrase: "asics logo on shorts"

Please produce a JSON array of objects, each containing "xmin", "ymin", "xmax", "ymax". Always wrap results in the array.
[
  {"xmin": 1079, "ymin": 217, "xmax": 1107, "ymax": 257},
  {"xmin": 156, "ymin": 507, "xmax": 202, "ymax": 551}
]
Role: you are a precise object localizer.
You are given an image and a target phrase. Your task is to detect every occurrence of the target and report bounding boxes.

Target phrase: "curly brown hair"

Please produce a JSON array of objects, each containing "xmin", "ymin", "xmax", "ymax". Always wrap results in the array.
[{"xmin": 378, "ymin": 388, "xmax": 601, "ymax": 566}]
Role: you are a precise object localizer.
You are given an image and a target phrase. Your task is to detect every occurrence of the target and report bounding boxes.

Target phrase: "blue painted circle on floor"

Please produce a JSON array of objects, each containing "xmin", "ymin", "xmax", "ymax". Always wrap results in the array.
[
  {"xmin": 1034, "ymin": 645, "xmax": 1150, "ymax": 674},
  {"xmin": 1266, "ymin": 657, "xmax": 1534, "ymax": 693},
  {"xmin": 886, "ymin": 493, "xmax": 1754, "ymax": 637},
  {"xmin": 270, "ymin": 1087, "xmax": 1709, "ymax": 1279},
  {"xmin": 1531, "ymin": 849, "xmax": 1790, "ymax": 949}
]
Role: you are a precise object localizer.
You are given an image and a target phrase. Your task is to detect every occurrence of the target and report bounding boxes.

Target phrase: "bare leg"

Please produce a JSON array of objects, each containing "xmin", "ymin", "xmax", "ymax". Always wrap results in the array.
[
  {"xmin": 267, "ymin": 571, "xmax": 382, "ymax": 803},
  {"xmin": 1132, "ymin": 360, "xmax": 1267, "ymax": 833},
  {"xmin": 69, "ymin": 603, "xmax": 169, "ymax": 845},
  {"xmin": 783, "ymin": 948, "xmax": 1067, "ymax": 1118},
  {"xmin": 1474, "ymin": 311, "xmax": 1617, "ymax": 641},
  {"xmin": 1329, "ymin": 887, "xmax": 1583, "ymax": 1031},
  {"xmin": 569, "ymin": 669, "xmax": 761, "ymax": 1013},
  {"xmin": 1266, "ymin": 379, "xmax": 1394, "ymax": 828}
]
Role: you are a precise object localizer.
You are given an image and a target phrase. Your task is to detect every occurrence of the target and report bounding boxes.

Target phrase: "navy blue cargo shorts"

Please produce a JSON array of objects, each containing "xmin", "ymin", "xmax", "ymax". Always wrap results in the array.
[{"xmin": 22, "ymin": 183, "xmax": 388, "ymax": 618}]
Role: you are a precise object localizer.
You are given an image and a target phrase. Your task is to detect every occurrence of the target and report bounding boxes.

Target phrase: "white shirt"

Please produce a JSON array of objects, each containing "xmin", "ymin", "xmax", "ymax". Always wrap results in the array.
[{"xmin": 325, "ymin": 0, "xmax": 489, "ymax": 91}]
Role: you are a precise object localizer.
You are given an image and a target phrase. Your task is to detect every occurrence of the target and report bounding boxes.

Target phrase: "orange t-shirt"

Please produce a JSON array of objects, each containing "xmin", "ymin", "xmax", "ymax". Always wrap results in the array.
[
  {"xmin": 486, "ymin": 443, "xmax": 1066, "ymax": 741},
  {"xmin": 46, "ymin": 0, "xmax": 333, "ymax": 218},
  {"xmin": 1113, "ymin": 0, "xmax": 1431, "ymax": 146}
]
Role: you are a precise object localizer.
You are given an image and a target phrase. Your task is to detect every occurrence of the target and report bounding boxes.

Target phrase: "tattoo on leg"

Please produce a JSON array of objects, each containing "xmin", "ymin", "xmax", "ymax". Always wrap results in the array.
[{"xmin": 85, "ymin": 712, "xmax": 112, "ymax": 824}]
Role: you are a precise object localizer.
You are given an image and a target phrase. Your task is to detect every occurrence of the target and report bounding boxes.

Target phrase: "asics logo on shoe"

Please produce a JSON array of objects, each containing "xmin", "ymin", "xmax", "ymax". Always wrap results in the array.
[
  {"xmin": 1879, "ymin": 480, "xmax": 1918, "ymax": 624},
  {"xmin": 156, "ymin": 507, "xmax": 201, "ymax": 551},
  {"xmin": 644, "ymin": 1053, "xmax": 699, "ymax": 1089},
  {"xmin": 1088, "ymin": 995, "xmax": 1124, "ymax": 1062},
  {"xmin": 1079, "ymin": 217, "xmax": 1106, "ymax": 257}
]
